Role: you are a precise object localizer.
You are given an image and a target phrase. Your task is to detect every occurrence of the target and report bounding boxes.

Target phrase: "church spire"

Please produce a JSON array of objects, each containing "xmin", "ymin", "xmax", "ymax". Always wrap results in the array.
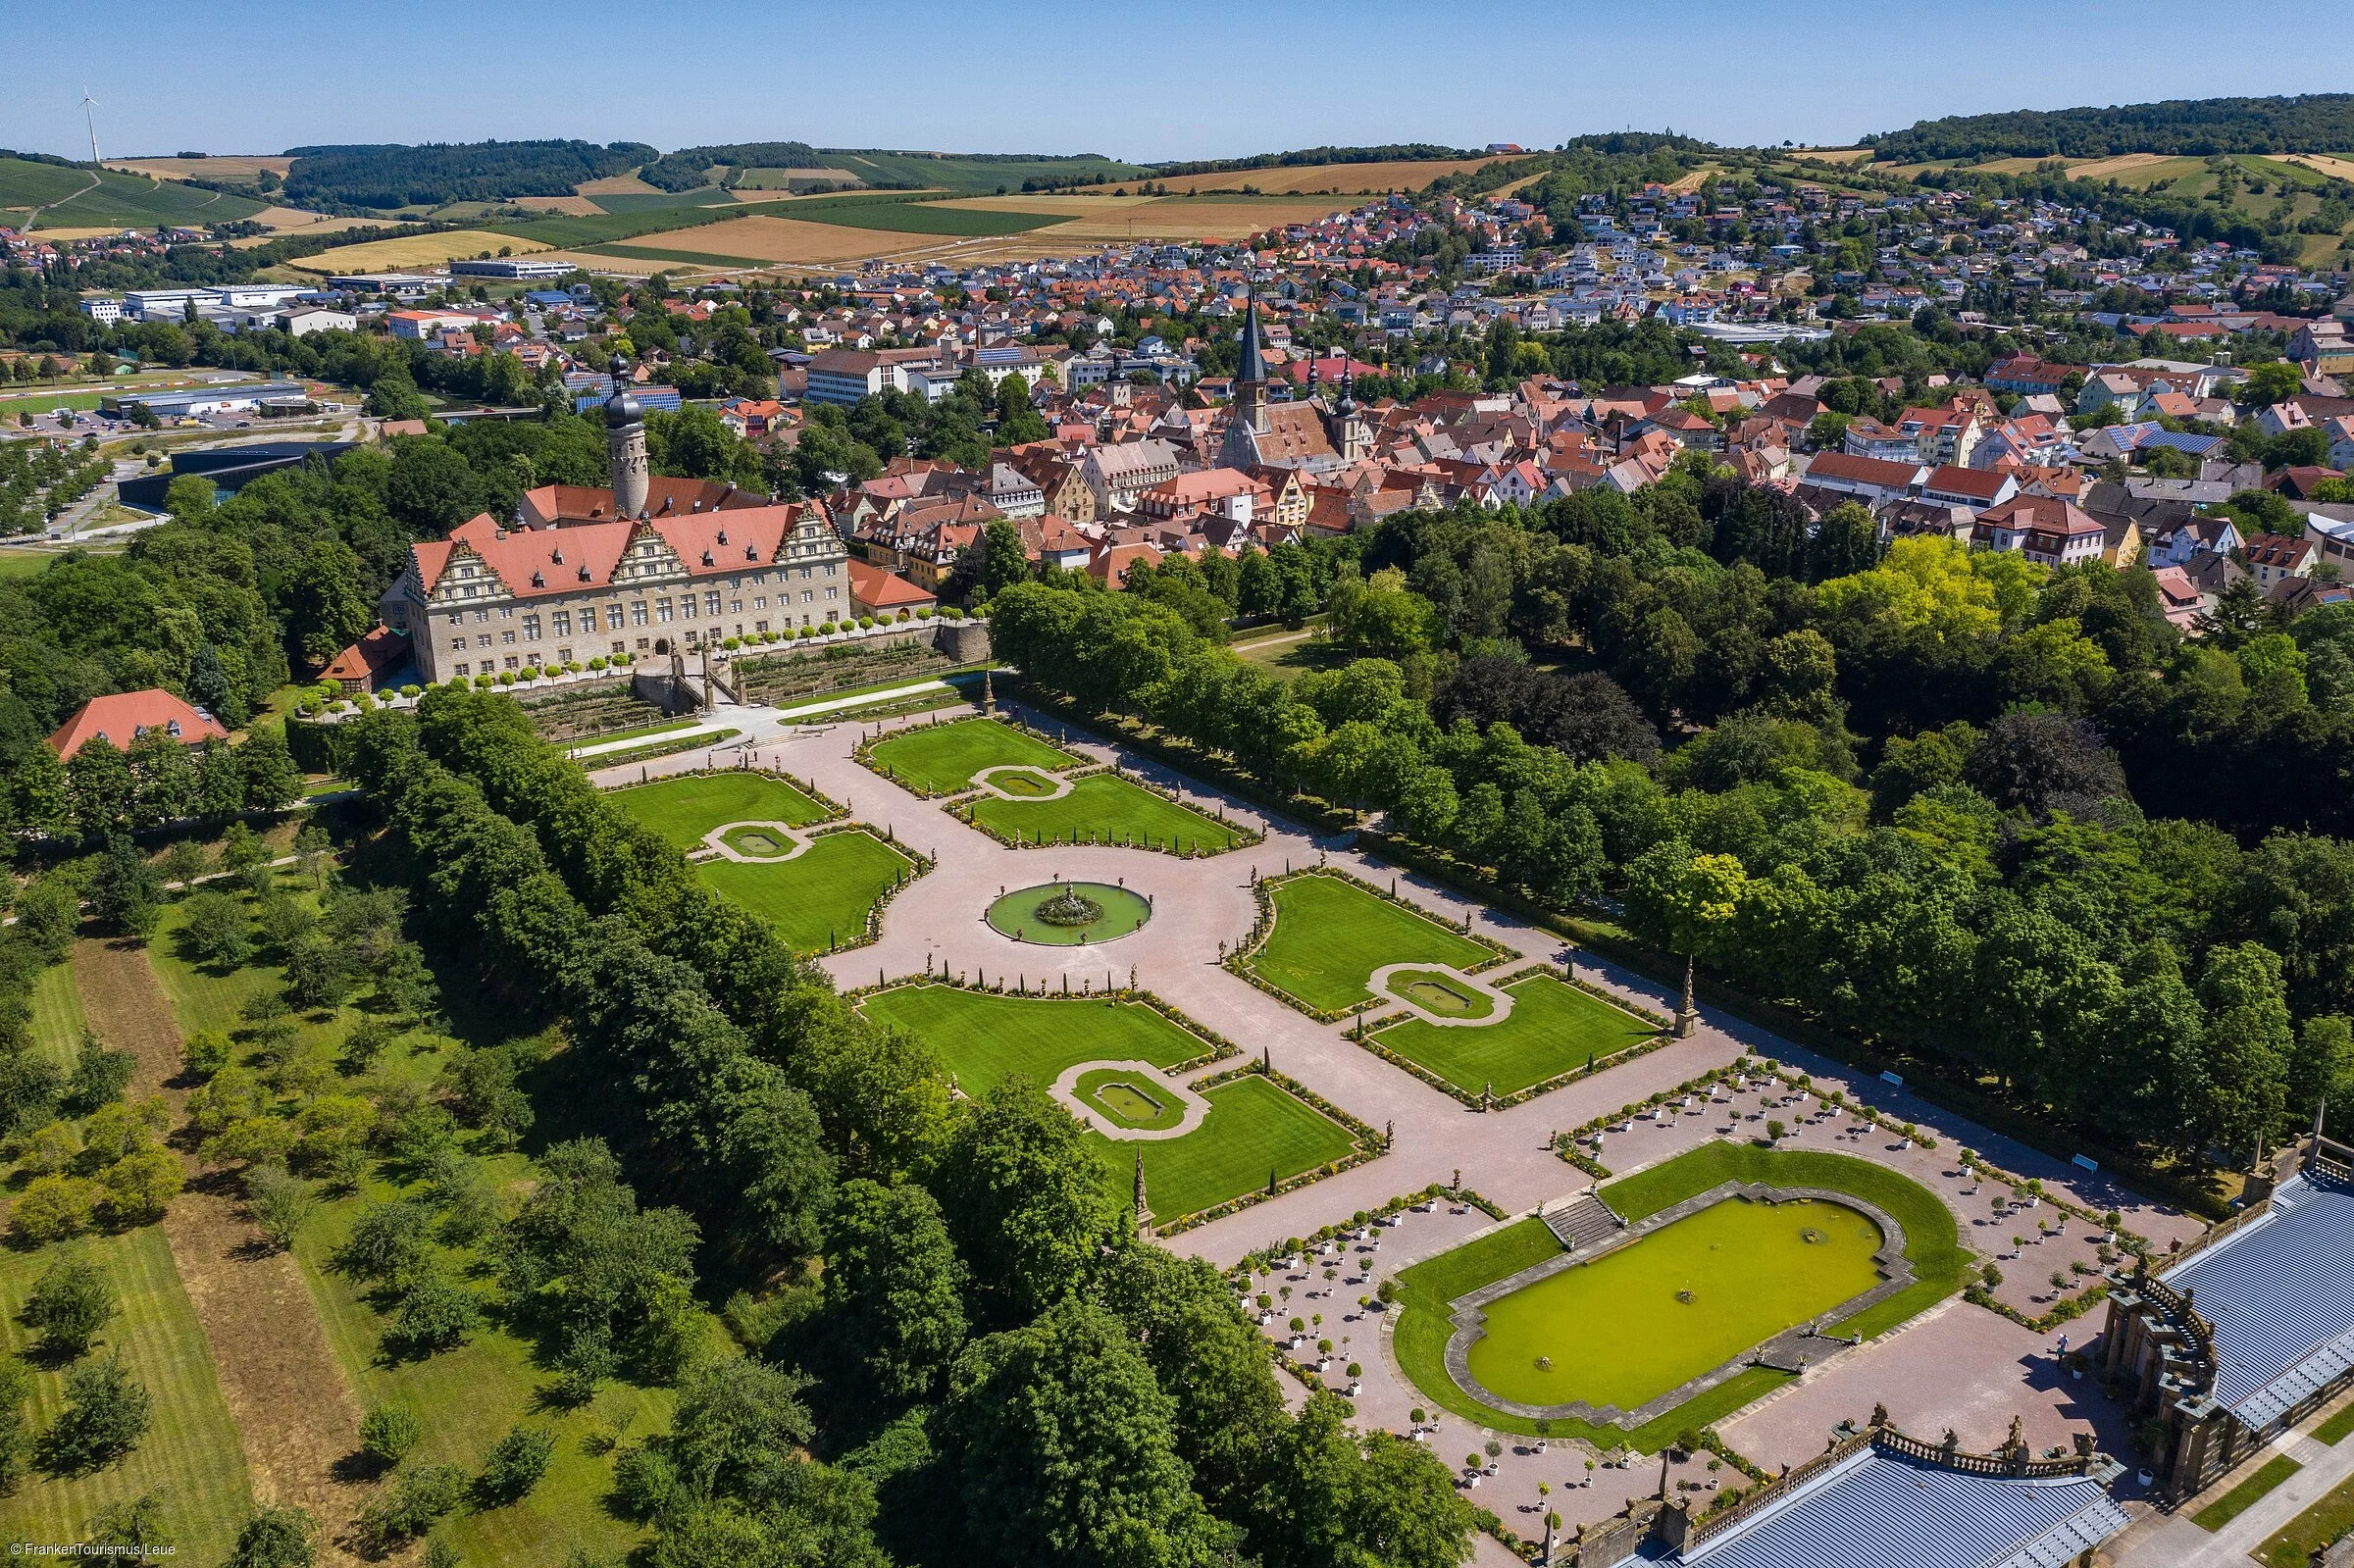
[{"xmin": 1233, "ymin": 293, "xmax": 1269, "ymax": 438}]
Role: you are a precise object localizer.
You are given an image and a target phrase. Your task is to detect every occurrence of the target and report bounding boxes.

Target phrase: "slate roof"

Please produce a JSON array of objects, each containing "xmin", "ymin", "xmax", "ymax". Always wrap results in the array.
[
  {"xmin": 1644, "ymin": 1446, "xmax": 2127, "ymax": 1568},
  {"xmin": 2166, "ymin": 1171, "xmax": 2354, "ymax": 1429}
]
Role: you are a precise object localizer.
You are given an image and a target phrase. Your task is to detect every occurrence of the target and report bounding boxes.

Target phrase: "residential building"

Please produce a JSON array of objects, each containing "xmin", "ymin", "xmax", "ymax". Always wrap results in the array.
[{"xmin": 1971, "ymin": 494, "xmax": 2107, "ymax": 565}]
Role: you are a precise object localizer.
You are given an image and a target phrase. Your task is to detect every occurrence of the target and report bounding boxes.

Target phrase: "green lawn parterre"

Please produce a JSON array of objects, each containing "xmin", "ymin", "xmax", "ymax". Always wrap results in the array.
[
  {"xmin": 1465, "ymin": 1196, "xmax": 1883, "ymax": 1413},
  {"xmin": 866, "ymin": 717, "xmax": 1077, "ymax": 794},
  {"xmin": 1374, "ymin": 971, "xmax": 1659, "ymax": 1097},
  {"xmin": 1389, "ymin": 1140, "xmax": 1968, "ymax": 1446},
  {"xmin": 698, "ymin": 830, "xmax": 915, "ymax": 952},
  {"xmin": 607, "ymin": 772, "xmax": 831, "ymax": 848},
  {"xmin": 854, "ymin": 986, "xmax": 1355, "ymax": 1224},
  {"xmin": 1385, "ymin": 968, "xmax": 1495, "ymax": 1019},
  {"xmin": 0, "ymin": 1227, "xmax": 252, "ymax": 1561},
  {"xmin": 2195, "ymin": 1453, "xmax": 2301, "ymax": 1532},
  {"xmin": 2257, "ymin": 1469, "xmax": 2354, "ymax": 1567},
  {"xmin": 1245, "ymin": 873, "xmax": 1498, "ymax": 1013},
  {"xmin": 966, "ymin": 774, "xmax": 1246, "ymax": 855}
]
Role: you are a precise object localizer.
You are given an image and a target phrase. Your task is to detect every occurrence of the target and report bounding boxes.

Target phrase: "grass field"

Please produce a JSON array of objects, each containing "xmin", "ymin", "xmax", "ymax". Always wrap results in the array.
[
  {"xmin": 0, "ymin": 1227, "xmax": 252, "ymax": 1559},
  {"xmin": 852, "ymin": 986, "xmax": 1352, "ymax": 1222},
  {"xmin": 1041, "ymin": 194, "xmax": 1362, "ymax": 239},
  {"xmin": 1244, "ymin": 874, "xmax": 1495, "ymax": 1014},
  {"xmin": 1075, "ymin": 1067, "xmax": 1185, "ymax": 1132},
  {"xmin": 821, "ymin": 150, "xmax": 1149, "ymax": 193},
  {"xmin": 1385, "ymin": 968, "xmax": 1495, "ymax": 1020},
  {"xmin": 607, "ymin": 772, "xmax": 831, "ymax": 848},
  {"xmin": 0, "ymin": 156, "xmax": 268, "ymax": 229},
  {"xmin": 967, "ymin": 774, "xmax": 1245, "ymax": 855},
  {"xmin": 1390, "ymin": 1140, "xmax": 1965, "ymax": 1444},
  {"xmin": 2316, "ymin": 1399, "xmax": 2354, "ymax": 1444},
  {"xmin": 2257, "ymin": 1469, "xmax": 2354, "ymax": 1567},
  {"xmin": 2195, "ymin": 1453, "xmax": 2302, "ymax": 1531},
  {"xmin": 1373, "ymin": 972, "xmax": 1657, "ymax": 1096},
  {"xmin": 1465, "ymin": 1196, "xmax": 1883, "ymax": 1412},
  {"xmin": 510, "ymin": 194, "xmax": 602, "ymax": 216},
  {"xmin": 588, "ymin": 216, "xmax": 943, "ymax": 268},
  {"xmin": 289, "ymin": 228, "xmax": 551, "ymax": 274},
  {"xmin": 27, "ymin": 957, "xmax": 86, "ymax": 1062},
  {"xmin": 1130, "ymin": 1075, "xmax": 1354, "ymax": 1224},
  {"xmin": 732, "ymin": 167, "xmax": 866, "ymax": 188},
  {"xmin": 699, "ymin": 830, "xmax": 914, "ymax": 952},
  {"xmin": 866, "ymin": 716, "xmax": 1076, "ymax": 792},
  {"xmin": 857, "ymin": 986, "xmax": 1206, "ymax": 1088}
]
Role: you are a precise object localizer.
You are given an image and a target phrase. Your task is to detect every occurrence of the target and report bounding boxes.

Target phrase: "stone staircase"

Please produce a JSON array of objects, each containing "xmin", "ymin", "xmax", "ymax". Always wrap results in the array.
[{"xmin": 1543, "ymin": 1191, "xmax": 1622, "ymax": 1253}]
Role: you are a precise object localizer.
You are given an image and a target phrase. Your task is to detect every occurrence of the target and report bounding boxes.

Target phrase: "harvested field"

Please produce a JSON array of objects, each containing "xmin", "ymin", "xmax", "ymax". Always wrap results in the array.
[
  {"xmin": 575, "ymin": 172, "xmax": 660, "ymax": 195},
  {"xmin": 2284, "ymin": 154, "xmax": 2354, "ymax": 181},
  {"xmin": 1794, "ymin": 147, "xmax": 1876, "ymax": 165},
  {"xmin": 1083, "ymin": 157, "xmax": 1505, "ymax": 195},
  {"xmin": 107, "ymin": 155, "xmax": 294, "ymax": 181},
  {"xmin": 290, "ymin": 228, "xmax": 551, "ymax": 273},
  {"xmin": 2066, "ymin": 152, "xmax": 2182, "ymax": 182},
  {"xmin": 514, "ymin": 193, "xmax": 602, "ymax": 215},
  {"xmin": 526, "ymin": 248, "xmax": 691, "ymax": 276},
  {"xmin": 1041, "ymin": 194, "xmax": 1358, "ymax": 239},
  {"xmin": 599, "ymin": 214, "xmax": 945, "ymax": 265},
  {"xmin": 941, "ymin": 193, "xmax": 1159, "ymax": 217}
]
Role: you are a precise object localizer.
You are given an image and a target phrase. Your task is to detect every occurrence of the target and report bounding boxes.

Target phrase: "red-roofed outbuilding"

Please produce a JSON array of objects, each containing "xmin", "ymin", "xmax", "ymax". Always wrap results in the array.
[{"xmin": 46, "ymin": 689, "xmax": 227, "ymax": 757}]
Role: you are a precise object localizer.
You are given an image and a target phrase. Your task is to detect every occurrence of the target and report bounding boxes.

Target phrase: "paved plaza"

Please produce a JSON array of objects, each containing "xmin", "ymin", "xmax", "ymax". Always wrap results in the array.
[{"xmin": 593, "ymin": 689, "xmax": 2223, "ymax": 1561}]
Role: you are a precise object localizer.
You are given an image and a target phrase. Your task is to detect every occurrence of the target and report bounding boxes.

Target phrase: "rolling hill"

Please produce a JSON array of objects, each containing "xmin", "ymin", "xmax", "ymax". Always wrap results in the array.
[
  {"xmin": 0, "ymin": 155, "xmax": 268, "ymax": 229},
  {"xmin": 1863, "ymin": 93, "xmax": 2354, "ymax": 164}
]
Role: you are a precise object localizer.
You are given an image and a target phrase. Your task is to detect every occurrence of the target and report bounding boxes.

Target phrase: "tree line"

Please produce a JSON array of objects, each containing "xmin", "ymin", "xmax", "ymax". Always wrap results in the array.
[
  {"xmin": 339, "ymin": 689, "xmax": 1479, "ymax": 1567},
  {"xmin": 990, "ymin": 571, "xmax": 2354, "ymax": 1176}
]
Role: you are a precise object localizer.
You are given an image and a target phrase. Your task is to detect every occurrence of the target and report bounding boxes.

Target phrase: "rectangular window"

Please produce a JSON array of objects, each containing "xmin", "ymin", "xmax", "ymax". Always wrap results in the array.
[
  {"xmin": 477, "ymin": 633, "xmax": 492, "ymax": 648},
  {"xmin": 730, "ymin": 598, "xmax": 742, "ymax": 614},
  {"xmin": 474, "ymin": 609, "xmax": 489, "ymax": 624},
  {"xmin": 631, "ymin": 602, "xmax": 648, "ymax": 627},
  {"xmin": 824, "ymin": 564, "xmax": 838, "ymax": 577},
  {"xmin": 826, "ymin": 586, "xmax": 839, "ymax": 600},
  {"xmin": 636, "ymin": 636, "xmax": 649, "ymax": 650},
  {"xmin": 704, "ymin": 590, "xmax": 722, "ymax": 616},
  {"xmin": 503, "ymin": 655, "xmax": 519, "ymax": 670},
  {"xmin": 522, "ymin": 615, "xmax": 541, "ymax": 640},
  {"xmin": 612, "ymin": 640, "xmax": 627, "ymax": 654},
  {"xmin": 499, "ymin": 607, "xmax": 514, "ymax": 620},
  {"xmin": 753, "ymin": 595, "xmax": 768, "ymax": 609},
  {"xmin": 454, "ymin": 662, "xmax": 470, "ymax": 677},
  {"xmin": 552, "ymin": 611, "xmax": 572, "ymax": 636},
  {"xmin": 656, "ymin": 599, "xmax": 673, "ymax": 623},
  {"xmin": 756, "ymin": 620, "xmax": 769, "ymax": 633},
  {"xmin": 556, "ymin": 647, "xmax": 572, "ymax": 665},
  {"xmin": 800, "ymin": 589, "xmax": 813, "ymax": 603},
  {"xmin": 501, "ymin": 631, "xmax": 517, "ymax": 645},
  {"xmin": 449, "ymin": 637, "xmax": 466, "ymax": 651}
]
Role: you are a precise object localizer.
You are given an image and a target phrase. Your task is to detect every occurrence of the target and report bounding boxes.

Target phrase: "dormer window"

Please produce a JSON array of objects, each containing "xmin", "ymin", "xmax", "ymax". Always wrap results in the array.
[
  {"xmin": 716, "ymin": 530, "xmax": 728, "ymax": 545},
  {"xmin": 551, "ymin": 546, "xmax": 564, "ymax": 564},
  {"xmin": 745, "ymin": 545, "xmax": 757, "ymax": 561},
  {"xmin": 701, "ymin": 550, "xmax": 715, "ymax": 566},
  {"xmin": 532, "ymin": 571, "xmax": 545, "ymax": 587},
  {"xmin": 578, "ymin": 565, "xmax": 591, "ymax": 582}
]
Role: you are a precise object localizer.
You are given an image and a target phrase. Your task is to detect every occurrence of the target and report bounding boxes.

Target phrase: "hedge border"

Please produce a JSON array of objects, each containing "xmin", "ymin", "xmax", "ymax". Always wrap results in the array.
[
  {"xmin": 578, "ymin": 727, "xmax": 743, "ymax": 773},
  {"xmin": 598, "ymin": 761, "xmax": 849, "ymax": 825}
]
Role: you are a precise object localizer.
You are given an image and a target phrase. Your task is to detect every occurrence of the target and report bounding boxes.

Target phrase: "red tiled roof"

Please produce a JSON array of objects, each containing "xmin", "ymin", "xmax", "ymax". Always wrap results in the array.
[
  {"xmin": 47, "ymin": 688, "xmax": 227, "ymax": 756},
  {"xmin": 847, "ymin": 559, "xmax": 937, "ymax": 611}
]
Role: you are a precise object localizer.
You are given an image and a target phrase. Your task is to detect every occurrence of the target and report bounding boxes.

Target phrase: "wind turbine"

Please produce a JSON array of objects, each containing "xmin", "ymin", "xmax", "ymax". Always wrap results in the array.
[{"xmin": 79, "ymin": 86, "xmax": 99, "ymax": 166}]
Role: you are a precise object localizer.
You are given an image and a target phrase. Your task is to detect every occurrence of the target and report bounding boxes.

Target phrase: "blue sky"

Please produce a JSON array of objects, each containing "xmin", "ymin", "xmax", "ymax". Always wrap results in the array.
[{"xmin": 3, "ymin": 0, "xmax": 2339, "ymax": 163}]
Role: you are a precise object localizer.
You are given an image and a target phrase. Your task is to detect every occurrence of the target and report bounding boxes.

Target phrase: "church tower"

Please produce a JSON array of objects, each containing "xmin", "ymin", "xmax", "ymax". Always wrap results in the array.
[
  {"xmin": 604, "ymin": 353, "xmax": 650, "ymax": 520},
  {"xmin": 1219, "ymin": 295, "xmax": 1271, "ymax": 470},
  {"xmin": 1234, "ymin": 294, "xmax": 1269, "ymax": 435},
  {"xmin": 1330, "ymin": 363, "xmax": 1371, "ymax": 463}
]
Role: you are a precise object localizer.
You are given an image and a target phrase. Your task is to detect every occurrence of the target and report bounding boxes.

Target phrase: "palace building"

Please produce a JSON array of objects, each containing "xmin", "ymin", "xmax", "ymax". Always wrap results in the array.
[
  {"xmin": 378, "ymin": 362, "xmax": 855, "ymax": 684},
  {"xmin": 2101, "ymin": 1111, "xmax": 2354, "ymax": 1497}
]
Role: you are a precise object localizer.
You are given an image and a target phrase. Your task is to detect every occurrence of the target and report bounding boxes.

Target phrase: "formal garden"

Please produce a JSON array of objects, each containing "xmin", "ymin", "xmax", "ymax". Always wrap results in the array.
[
  {"xmin": 1387, "ymin": 1140, "xmax": 1969, "ymax": 1448},
  {"xmin": 1364, "ymin": 968, "xmax": 1663, "ymax": 1100},
  {"xmin": 853, "ymin": 984, "xmax": 1367, "ymax": 1227},
  {"xmin": 606, "ymin": 769, "xmax": 836, "ymax": 848},
  {"xmin": 860, "ymin": 715, "xmax": 1078, "ymax": 796},
  {"xmin": 958, "ymin": 772, "xmax": 1252, "ymax": 856},
  {"xmin": 1233, "ymin": 869, "xmax": 1512, "ymax": 1017},
  {"xmin": 696, "ymin": 828, "xmax": 921, "ymax": 954}
]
